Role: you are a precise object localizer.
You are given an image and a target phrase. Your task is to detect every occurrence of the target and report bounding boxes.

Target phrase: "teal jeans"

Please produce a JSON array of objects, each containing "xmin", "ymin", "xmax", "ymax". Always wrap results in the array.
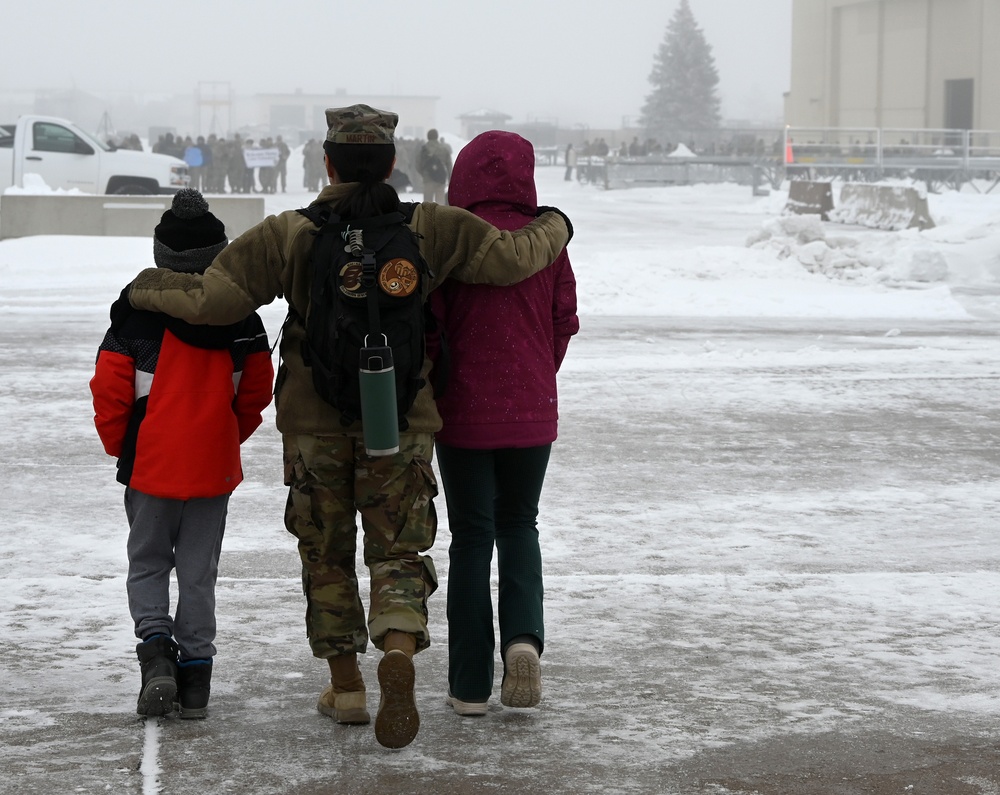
[{"xmin": 436, "ymin": 443, "xmax": 550, "ymax": 702}]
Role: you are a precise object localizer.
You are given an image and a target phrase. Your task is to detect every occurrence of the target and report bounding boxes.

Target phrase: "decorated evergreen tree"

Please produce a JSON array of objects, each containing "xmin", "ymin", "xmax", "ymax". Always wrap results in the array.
[{"xmin": 640, "ymin": 0, "xmax": 721, "ymax": 146}]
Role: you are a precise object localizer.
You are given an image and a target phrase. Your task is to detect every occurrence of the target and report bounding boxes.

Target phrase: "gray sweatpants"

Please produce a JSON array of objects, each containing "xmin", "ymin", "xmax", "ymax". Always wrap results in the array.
[{"xmin": 124, "ymin": 488, "xmax": 229, "ymax": 661}]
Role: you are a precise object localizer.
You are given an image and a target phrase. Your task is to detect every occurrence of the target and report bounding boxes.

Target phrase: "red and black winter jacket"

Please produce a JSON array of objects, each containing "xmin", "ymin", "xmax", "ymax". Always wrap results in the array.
[{"xmin": 91, "ymin": 286, "xmax": 274, "ymax": 500}]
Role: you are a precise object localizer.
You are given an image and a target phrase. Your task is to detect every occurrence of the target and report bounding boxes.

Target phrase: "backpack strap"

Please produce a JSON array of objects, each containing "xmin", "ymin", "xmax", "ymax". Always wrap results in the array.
[
  {"xmin": 399, "ymin": 202, "xmax": 418, "ymax": 223},
  {"xmin": 296, "ymin": 204, "xmax": 335, "ymax": 227},
  {"xmin": 298, "ymin": 202, "xmax": 415, "ymax": 231},
  {"xmin": 343, "ymin": 227, "xmax": 384, "ymax": 343},
  {"xmin": 297, "ymin": 205, "xmax": 343, "ymax": 376},
  {"xmin": 269, "ymin": 207, "xmax": 335, "ymax": 362}
]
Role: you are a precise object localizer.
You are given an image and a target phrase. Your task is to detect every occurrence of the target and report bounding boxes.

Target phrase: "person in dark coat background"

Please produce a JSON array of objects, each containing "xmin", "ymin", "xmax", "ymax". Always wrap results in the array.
[{"xmin": 429, "ymin": 130, "xmax": 579, "ymax": 716}]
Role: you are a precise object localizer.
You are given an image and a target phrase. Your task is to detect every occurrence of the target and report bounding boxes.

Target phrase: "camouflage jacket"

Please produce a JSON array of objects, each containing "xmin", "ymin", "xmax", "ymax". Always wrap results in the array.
[{"xmin": 129, "ymin": 183, "xmax": 569, "ymax": 436}]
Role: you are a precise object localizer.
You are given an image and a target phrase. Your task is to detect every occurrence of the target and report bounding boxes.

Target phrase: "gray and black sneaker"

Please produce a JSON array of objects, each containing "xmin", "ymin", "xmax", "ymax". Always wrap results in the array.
[
  {"xmin": 177, "ymin": 659, "xmax": 212, "ymax": 720},
  {"xmin": 135, "ymin": 635, "xmax": 178, "ymax": 717}
]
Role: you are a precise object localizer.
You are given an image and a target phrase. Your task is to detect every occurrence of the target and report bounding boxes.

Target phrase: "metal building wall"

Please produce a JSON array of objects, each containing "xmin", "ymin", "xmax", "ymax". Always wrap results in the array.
[{"xmin": 785, "ymin": 0, "xmax": 997, "ymax": 130}]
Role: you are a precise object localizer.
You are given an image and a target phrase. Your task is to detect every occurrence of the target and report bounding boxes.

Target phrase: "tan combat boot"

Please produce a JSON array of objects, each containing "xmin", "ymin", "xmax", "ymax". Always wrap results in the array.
[
  {"xmin": 317, "ymin": 653, "xmax": 370, "ymax": 725},
  {"xmin": 374, "ymin": 631, "xmax": 419, "ymax": 748}
]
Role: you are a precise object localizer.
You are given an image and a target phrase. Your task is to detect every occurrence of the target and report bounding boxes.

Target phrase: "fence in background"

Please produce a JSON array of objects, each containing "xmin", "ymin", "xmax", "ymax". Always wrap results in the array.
[{"xmin": 550, "ymin": 128, "xmax": 1000, "ymax": 194}]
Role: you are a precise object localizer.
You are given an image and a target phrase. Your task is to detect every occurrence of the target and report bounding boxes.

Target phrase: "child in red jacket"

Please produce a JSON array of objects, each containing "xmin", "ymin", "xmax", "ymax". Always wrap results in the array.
[{"xmin": 90, "ymin": 189, "xmax": 273, "ymax": 719}]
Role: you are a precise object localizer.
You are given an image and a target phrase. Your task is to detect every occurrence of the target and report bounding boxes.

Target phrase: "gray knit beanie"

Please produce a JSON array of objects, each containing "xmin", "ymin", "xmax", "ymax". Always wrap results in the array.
[{"xmin": 153, "ymin": 188, "xmax": 228, "ymax": 273}]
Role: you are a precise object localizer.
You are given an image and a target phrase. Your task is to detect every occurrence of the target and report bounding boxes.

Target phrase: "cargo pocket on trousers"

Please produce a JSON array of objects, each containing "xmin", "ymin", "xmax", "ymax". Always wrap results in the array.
[{"xmin": 390, "ymin": 454, "xmax": 438, "ymax": 556}]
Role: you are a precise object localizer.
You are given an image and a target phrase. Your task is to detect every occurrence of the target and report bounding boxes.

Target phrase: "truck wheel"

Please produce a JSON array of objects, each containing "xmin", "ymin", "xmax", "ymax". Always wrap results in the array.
[{"xmin": 110, "ymin": 182, "xmax": 154, "ymax": 195}]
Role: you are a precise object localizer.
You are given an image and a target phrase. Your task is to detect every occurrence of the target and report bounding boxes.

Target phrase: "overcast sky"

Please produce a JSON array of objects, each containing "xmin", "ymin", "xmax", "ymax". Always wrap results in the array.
[{"xmin": 1, "ymin": 0, "xmax": 792, "ymax": 129}]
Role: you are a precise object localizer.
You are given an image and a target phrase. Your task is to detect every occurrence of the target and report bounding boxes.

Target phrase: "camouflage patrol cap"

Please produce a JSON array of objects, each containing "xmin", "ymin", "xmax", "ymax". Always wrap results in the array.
[{"xmin": 325, "ymin": 104, "xmax": 397, "ymax": 145}]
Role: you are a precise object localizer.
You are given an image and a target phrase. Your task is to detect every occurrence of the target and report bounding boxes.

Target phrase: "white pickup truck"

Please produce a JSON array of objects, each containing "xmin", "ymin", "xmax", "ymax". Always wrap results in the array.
[{"xmin": 0, "ymin": 115, "xmax": 188, "ymax": 195}]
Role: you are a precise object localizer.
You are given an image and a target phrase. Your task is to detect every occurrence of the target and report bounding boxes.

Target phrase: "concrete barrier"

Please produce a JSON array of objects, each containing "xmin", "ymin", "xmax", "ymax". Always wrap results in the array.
[
  {"xmin": 0, "ymin": 195, "xmax": 265, "ymax": 241},
  {"xmin": 603, "ymin": 159, "xmax": 765, "ymax": 191},
  {"xmin": 784, "ymin": 180, "xmax": 835, "ymax": 220},
  {"xmin": 830, "ymin": 184, "xmax": 935, "ymax": 231}
]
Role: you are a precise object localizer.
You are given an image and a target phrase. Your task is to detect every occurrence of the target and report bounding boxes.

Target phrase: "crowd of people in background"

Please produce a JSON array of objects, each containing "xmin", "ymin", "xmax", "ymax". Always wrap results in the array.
[
  {"xmin": 570, "ymin": 136, "xmax": 671, "ymax": 158},
  {"xmin": 107, "ymin": 126, "xmax": 784, "ymax": 198},
  {"xmin": 133, "ymin": 132, "xmax": 295, "ymax": 194},
  {"xmin": 568, "ymin": 134, "xmax": 782, "ymax": 160},
  {"xmin": 108, "ymin": 128, "xmax": 452, "ymax": 197},
  {"xmin": 110, "ymin": 133, "xmax": 144, "ymax": 151}
]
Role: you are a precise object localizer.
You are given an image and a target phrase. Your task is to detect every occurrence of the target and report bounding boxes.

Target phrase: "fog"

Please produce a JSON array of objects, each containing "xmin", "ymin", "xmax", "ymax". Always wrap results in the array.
[{"xmin": 0, "ymin": 0, "xmax": 791, "ymax": 129}]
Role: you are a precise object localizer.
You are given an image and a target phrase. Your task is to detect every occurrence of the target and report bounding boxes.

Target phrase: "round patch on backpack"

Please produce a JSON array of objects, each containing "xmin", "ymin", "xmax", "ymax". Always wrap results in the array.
[
  {"xmin": 379, "ymin": 259, "xmax": 419, "ymax": 297},
  {"xmin": 339, "ymin": 262, "xmax": 365, "ymax": 297}
]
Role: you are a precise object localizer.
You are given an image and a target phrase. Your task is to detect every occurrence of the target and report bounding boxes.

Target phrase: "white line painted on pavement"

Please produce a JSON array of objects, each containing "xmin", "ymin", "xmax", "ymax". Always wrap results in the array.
[{"xmin": 140, "ymin": 719, "xmax": 161, "ymax": 795}]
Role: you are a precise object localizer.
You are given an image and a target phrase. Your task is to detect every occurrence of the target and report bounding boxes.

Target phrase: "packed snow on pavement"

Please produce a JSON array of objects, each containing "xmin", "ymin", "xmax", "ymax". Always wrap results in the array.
[{"xmin": 1, "ymin": 156, "xmax": 998, "ymax": 792}]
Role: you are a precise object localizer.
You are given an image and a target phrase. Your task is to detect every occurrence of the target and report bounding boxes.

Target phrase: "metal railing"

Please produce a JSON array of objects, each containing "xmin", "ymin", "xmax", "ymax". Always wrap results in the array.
[
  {"xmin": 784, "ymin": 127, "xmax": 1000, "ymax": 189},
  {"xmin": 545, "ymin": 128, "xmax": 1000, "ymax": 193}
]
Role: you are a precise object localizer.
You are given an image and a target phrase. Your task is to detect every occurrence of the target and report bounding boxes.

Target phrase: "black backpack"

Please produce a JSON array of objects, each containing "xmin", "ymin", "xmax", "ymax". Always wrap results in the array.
[
  {"xmin": 421, "ymin": 146, "xmax": 447, "ymax": 184},
  {"xmin": 296, "ymin": 203, "xmax": 432, "ymax": 430}
]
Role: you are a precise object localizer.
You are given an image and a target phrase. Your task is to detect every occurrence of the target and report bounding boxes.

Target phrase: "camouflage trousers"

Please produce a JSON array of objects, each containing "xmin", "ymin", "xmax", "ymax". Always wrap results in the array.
[{"xmin": 282, "ymin": 432, "xmax": 438, "ymax": 659}]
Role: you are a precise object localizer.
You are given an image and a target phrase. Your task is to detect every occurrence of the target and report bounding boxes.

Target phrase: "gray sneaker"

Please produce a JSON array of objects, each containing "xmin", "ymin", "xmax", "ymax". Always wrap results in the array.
[{"xmin": 446, "ymin": 692, "xmax": 488, "ymax": 717}]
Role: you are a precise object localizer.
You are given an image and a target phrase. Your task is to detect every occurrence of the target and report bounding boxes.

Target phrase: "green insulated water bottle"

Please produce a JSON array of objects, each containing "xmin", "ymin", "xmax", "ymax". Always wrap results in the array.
[{"xmin": 358, "ymin": 340, "xmax": 400, "ymax": 456}]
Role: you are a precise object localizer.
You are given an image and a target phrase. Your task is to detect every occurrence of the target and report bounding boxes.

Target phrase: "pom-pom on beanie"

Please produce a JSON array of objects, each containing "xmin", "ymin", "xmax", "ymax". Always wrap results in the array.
[{"xmin": 153, "ymin": 188, "xmax": 228, "ymax": 273}]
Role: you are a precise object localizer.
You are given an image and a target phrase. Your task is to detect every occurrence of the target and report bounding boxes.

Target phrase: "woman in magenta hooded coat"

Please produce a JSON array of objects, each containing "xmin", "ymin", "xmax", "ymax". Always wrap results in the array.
[{"xmin": 429, "ymin": 130, "xmax": 579, "ymax": 715}]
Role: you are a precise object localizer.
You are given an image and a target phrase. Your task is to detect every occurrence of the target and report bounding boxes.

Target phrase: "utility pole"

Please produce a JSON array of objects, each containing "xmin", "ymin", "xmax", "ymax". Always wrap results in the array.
[
  {"xmin": 96, "ymin": 110, "xmax": 114, "ymax": 143},
  {"xmin": 197, "ymin": 82, "xmax": 232, "ymax": 137}
]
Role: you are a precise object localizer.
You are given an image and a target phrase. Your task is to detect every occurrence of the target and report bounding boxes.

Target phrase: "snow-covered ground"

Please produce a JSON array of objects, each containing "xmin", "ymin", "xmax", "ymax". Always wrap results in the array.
[{"xmin": 1, "ymin": 158, "xmax": 998, "ymax": 793}]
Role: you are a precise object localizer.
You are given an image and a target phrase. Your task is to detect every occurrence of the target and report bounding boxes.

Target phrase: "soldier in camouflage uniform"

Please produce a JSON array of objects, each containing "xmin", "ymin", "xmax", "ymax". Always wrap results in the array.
[
  {"xmin": 303, "ymin": 138, "xmax": 325, "ymax": 192},
  {"xmin": 228, "ymin": 135, "xmax": 246, "ymax": 194},
  {"xmin": 128, "ymin": 103, "xmax": 572, "ymax": 749},
  {"xmin": 205, "ymin": 134, "xmax": 225, "ymax": 193},
  {"xmin": 418, "ymin": 128, "xmax": 453, "ymax": 204},
  {"xmin": 276, "ymin": 135, "xmax": 290, "ymax": 192}
]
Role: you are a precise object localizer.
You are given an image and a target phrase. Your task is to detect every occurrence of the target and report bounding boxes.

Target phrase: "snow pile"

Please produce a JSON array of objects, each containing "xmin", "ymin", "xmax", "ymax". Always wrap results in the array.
[
  {"xmin": 2, "ymin": 173, "xmax": 87, "ymax": 196},
  {"xmin": 827, "ymin": 182, "xmax": 934, "ymax": 232},
  {"xmin": 747, "ymin": 214, "xmax": 949, "ymax": 285},
  {"xmin": 1, "ymin": 172, "xmax": 990, "ymax": 322},
  {"xmin": 668, "ymin": 143, "xmax": 697, "ymax": 158}
]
